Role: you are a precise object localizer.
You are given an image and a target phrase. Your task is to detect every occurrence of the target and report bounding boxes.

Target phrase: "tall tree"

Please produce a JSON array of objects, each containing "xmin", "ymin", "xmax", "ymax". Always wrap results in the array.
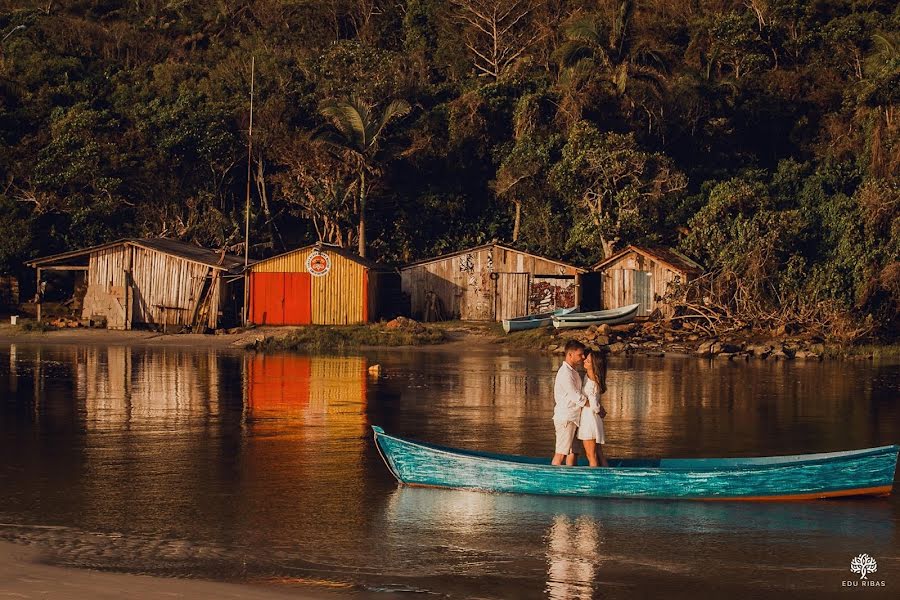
[
  {"xmin": 551, "ymin": 121, "xmax": 686, "ymax": 259},
  {"xmin": 451, "ymin": 0, "xmax": 540, "ymax": 80},
  {"xmin": 317, "ymin": 96, "xmax": 410, "ymax": 257},
  {"xmin": 554, "ymin": 0, "xmax": 668, "ymax": 131}
]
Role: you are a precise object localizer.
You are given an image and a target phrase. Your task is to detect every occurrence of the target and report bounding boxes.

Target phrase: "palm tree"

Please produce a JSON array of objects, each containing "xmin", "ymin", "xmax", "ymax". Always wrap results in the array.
[
  {"xmin": 317, "ymin": 96, "xmax": 410, "ymax": 257},
  {"xmin": 554, "ymin": 1, "xmax": 668, "ymax": 129}
]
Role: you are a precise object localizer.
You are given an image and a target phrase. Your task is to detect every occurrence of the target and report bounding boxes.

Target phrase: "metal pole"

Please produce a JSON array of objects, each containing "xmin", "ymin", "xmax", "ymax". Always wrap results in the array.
[
  {"xmin": 242, "ymin": 56, "xmax": 255, "ymax": 326},
  {"xmin": 35, "ymin": 267, "xmax": 41, "ymax": 322}
]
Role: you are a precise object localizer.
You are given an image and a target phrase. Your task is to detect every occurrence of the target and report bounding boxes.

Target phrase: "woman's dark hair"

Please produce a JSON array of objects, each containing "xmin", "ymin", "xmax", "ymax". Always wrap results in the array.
[{"xmin": 585, "ymin": 348, "xmax": 608, "ymax": 394}]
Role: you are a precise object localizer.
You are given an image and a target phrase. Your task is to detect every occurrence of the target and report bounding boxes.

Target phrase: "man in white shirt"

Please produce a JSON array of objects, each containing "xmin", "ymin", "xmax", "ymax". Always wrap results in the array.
[{"xmin": 552, "ymin": 340, "xmax": 588, "ymax": 466}]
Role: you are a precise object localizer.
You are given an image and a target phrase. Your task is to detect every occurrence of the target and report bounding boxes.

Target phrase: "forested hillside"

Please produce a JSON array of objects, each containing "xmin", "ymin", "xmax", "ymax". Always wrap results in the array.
[{"xmin": 0, "ymin": 1, "xmax": 897, "ymax": 333}]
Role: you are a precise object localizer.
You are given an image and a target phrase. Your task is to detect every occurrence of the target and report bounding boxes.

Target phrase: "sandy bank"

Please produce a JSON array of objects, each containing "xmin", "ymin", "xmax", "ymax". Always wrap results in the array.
[
  {"xmin": 0, "ymin": 321, "xmax": 501, "ymax": 352},
  {"xmin": 0, "ymin": 541, "xmax": 359, "ymax": 599}
]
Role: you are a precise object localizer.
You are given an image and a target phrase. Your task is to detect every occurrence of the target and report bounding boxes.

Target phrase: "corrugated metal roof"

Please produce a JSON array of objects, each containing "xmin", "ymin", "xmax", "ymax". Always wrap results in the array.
[
  {"xmin": 27, "ymin": 238, "xmax": 248, "ymax": 275},
  {"xmin": 592, "ymin": 245, "xmax": 704, "ymax": 274},
  {"xmin": 131, "ymin": 238, "xmax": 248, "ymax": 274},
  {"xmin": 400, "ymin": 243, "xmax": 586, "ymax": 272}
]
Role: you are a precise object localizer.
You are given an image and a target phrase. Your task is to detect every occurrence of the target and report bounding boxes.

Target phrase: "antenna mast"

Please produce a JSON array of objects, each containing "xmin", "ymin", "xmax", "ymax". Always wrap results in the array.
[{"xmin": 242, "ymin": 56, "xmax": 255, "ymax": 326}]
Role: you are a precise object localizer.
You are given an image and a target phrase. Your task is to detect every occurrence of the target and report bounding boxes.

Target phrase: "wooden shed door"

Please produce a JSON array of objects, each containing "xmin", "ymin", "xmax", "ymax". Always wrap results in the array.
[
  {"xmin": 250, "ymin": 272, "xmax": 312, "ymax": 325},
  {"xmin": 632, "ymin": 270, "xmax": 652, "ymax": 317},
  {"xmin": 494, "ymin": 272, "xmax": 530, "ymax": 321},
  {"xmin": 283, "ymin": 273, "xmax": 312, "ymax": 325}
]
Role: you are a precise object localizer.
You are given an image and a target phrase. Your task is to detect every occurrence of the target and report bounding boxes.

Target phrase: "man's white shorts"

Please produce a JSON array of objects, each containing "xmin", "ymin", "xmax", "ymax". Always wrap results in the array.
[{"xmin": 554, "ymin": 420, "xmax": 578, "ymax": 455}]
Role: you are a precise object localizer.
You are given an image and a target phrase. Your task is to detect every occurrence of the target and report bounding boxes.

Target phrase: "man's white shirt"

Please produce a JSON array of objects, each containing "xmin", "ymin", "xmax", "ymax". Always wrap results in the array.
[{"xmin": 553, "ymin": 361, "xmax": 586, "ymax": 424}]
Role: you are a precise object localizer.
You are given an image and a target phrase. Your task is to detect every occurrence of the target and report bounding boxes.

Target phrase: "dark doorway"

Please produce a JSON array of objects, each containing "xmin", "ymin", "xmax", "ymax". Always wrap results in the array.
[{"xmin": 579, "ymin": 272, "xmax": 602, "ymax": 311}]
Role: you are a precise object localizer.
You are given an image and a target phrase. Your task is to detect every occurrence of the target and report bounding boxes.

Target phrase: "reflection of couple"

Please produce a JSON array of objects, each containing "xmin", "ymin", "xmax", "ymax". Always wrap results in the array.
[{"xmin": 552, "ymin": 340, "xmax": 609, "ymax": 467}]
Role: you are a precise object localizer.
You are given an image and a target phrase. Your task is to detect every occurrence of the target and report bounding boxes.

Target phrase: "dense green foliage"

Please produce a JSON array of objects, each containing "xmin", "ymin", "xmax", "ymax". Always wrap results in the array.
[{"xmin": 0, "ymin": 1, "xmax": 897, "ymax": 330}]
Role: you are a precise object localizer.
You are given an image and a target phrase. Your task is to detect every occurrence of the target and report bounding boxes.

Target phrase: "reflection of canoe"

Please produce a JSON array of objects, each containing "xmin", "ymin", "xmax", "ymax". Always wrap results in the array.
[
  {"xmin": 373, "ymin": 426, "xmax": 899, "ymax": 501},
  {"xmin": 387, "ymin": 487, "xmax": 895, "ymax": 538},
  {"xmin": 551, "ymin": 304, "xmax": 640, "ymax": 329},
  {"xmin": 502, "ymin": 307, "xmax": 578, "ymax": 333}
]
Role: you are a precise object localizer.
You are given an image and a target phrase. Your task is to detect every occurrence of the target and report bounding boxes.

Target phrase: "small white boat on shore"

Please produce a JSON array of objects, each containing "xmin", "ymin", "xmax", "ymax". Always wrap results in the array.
[
  {"xmin": 551, "ymin": 303, "xmax": 640, "ymax": 329},
  {"xmin": 502, "ymin": 307, "xmax": 578, "ymax": 333}
]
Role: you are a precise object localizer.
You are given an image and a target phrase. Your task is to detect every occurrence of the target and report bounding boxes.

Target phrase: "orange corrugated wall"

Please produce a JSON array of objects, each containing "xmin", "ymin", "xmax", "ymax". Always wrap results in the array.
[{"xmin": 250, "ymin": 248, "xmax": 367, "ymax": 324}]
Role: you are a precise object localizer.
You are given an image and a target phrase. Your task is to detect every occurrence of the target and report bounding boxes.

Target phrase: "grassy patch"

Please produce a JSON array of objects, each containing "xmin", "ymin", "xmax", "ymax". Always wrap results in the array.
[
  {"xmin": 251, "ymin": 323, "xmax": 448, "ymax": 352},
  {"xmin": 819, "ymin": 343, "xmax": 900, "ymax": 359},
  {"xmin": 497, "ymin": 325, "xmax": 557, "ymax": 349},
  {"xmin": 19, "ymin": 320, "xmax": 54, "ymax": 332}
]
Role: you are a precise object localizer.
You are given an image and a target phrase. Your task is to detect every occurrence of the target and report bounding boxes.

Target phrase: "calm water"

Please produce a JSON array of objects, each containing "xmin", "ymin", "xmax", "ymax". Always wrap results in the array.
[{"xmin": 0, "ymin": 343, "xmax": 898, "ymax": 598}]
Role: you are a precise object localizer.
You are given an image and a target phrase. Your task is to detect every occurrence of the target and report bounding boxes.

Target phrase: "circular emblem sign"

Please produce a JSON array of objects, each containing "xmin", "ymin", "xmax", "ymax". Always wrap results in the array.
[{"xmin": 306, "ymin": 250, "xmax": 331, "ymax": 277}]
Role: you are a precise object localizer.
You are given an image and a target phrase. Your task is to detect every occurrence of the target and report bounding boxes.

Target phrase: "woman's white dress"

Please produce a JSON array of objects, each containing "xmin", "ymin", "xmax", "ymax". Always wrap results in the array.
[{"xmin": 577, "ymin": 377, "xmax": 605, "ymax": 443}]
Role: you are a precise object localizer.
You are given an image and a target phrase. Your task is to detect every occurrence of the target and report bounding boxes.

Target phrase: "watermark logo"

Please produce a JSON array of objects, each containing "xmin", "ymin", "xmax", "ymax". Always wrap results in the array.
[
  {"xmin": 843, "ymin": 553, "xmax": 885, "ymax": 588},
  {"xmin": 851, "ymin": 554, "xmax": 877, "ymax": 580}
]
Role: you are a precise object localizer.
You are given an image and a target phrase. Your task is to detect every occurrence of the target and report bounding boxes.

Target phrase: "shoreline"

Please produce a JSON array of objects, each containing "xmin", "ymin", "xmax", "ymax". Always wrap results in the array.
[
  {"xmin": 0, "ymin": 541, "xmax": 359, "ymax": 600},
  {"xmin": 0, "ymin": 321, "xmax": 896, "ymax": 361}
]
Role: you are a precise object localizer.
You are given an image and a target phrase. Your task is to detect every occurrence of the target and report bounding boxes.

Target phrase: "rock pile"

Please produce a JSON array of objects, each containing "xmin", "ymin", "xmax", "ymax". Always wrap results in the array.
[
  {"xmin": 542, "ymin": 320, "xmax": 826, "ymax": 360},
  {"xmin": 385, "ymin": 316, "xmax": 427, "ymax": 333}
]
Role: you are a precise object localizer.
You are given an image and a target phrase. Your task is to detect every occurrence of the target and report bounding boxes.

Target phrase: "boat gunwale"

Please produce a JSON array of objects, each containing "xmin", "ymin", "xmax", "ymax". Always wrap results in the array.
[{"xmin": 372, "ymin": 428, "xmax": 900, "ymax": 474}]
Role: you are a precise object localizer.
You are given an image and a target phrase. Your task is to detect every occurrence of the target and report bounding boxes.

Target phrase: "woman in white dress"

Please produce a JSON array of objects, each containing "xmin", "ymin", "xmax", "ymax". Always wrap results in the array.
[{"xmin": 577, "ymin": 348, "xmax": 609, "ymax": 467}]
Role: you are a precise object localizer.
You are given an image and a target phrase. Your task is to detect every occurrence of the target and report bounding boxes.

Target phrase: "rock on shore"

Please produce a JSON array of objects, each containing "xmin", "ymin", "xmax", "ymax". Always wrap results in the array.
[{"xmin": 528, "ymin": 320, "xmax": 841, "ymax": 360}]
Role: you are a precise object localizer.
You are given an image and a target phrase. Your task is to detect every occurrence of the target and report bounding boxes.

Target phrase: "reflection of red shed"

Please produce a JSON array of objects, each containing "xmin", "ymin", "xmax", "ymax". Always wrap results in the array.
[
  {"xmin": 245, "ymin": 354, "xmax": 368, "ymax": 420},
  {"xmin": 247, "ymin": 243, "xmax": 399, "ymax": 325}
]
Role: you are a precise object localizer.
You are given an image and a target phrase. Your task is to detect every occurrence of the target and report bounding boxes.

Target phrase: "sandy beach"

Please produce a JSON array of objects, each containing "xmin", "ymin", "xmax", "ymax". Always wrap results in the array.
[
  {"xmin": 0, "ymin": 541, "xmax": 364, "ymax": 599},
  {"xmin": 0, "ymin": 321, "xmax": 269, "ymax": 349},
  {"xmin": 0, "ymin": 320, "xmax": 497, "ymax": 352}
]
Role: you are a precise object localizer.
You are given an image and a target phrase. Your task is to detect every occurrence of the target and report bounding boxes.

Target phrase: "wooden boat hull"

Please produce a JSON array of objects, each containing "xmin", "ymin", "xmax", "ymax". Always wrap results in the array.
[
  {"xmin": 502, "ymin": 307, "xmax": 577, "ymax": 333},
  {"xmin": 552, "ymin": 303, "xmax": 639, "ymax": 329},
  {"xmin": 373, "ymin": 427, "xmax": 898, "ymax": 501}
]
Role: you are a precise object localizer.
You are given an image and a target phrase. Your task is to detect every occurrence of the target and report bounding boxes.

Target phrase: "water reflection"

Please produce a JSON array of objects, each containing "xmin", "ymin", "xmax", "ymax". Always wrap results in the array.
[
  {"xmin": 545, "ymin": 515, "xmax": 601, "ymax": 600},
  {"xmin": 0, "ymin": 344, "xmax": 897, "ymax": 599}
]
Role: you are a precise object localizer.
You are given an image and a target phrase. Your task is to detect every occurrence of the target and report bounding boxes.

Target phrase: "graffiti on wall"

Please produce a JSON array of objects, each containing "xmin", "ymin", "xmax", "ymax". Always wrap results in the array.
[{"xmin": 530, "ymin": 277, "xmax": 576, "ymax": 312}]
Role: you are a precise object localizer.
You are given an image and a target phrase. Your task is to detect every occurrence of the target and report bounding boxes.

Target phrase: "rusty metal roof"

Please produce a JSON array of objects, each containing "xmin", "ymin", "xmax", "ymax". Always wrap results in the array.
[{"xmin": 27, "ymin": 238, "xmax": 248, "ymax": 275}]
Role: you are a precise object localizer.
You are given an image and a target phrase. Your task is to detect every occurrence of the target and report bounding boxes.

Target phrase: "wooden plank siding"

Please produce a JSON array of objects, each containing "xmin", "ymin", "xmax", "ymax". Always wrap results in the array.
[
  {"xmin": 80, "ymin": 244, "xmax": 226, "ymax": 329},
  {"xmin": 401, "ymin": 244, "xmax": 581, "ymax": 321},
  {"xmin": 495, "ymin": 273, "xmax": 530, "ymax": 320},
  {"xmin": 599, "ymin": 252, "xmax": 689, "ymax": 318},
  {"xmin": 129, "ymin": 245, "xmax": 212, "ymax": 327},
  {"xmin": 250, "ymin": 247, "xmax": 371, "ymax": 325}
]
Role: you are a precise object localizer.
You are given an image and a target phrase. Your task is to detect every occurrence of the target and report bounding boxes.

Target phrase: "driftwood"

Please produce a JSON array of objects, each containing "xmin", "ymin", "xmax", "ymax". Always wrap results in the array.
[{"xmin": 661, "ymin": 269, "xmax": 875, "ymax": 342}]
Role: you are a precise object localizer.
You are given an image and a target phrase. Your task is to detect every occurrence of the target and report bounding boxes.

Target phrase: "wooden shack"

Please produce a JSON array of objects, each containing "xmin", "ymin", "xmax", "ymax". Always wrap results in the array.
[
  {"xmin": 591, "ymin": 245, "xmax": 703, "ymax": 318},
  {"xmin": 27, "ymin": 238, "xmax": 245, "ymax": 330},
  {"xmin": 247, "ymin": 243, "xmax": 399, "ymax": 325},
  {"xmin": 400, "ymin": 243, "xmax": 584, "ymax": 321}
]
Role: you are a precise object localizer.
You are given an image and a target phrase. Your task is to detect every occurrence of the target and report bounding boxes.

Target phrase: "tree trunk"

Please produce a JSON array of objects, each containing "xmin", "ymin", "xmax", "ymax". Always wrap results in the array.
[
  {"xmin": 512, "ymin": 200, "xmax": 521, "ymax": 242},
  {"xmin": 600, "ymin": 238, "xmax": 615, "ymax": 260},
  {"xmin": 358, "ymin": 169, "xmax": 366, "ymax": 257}
]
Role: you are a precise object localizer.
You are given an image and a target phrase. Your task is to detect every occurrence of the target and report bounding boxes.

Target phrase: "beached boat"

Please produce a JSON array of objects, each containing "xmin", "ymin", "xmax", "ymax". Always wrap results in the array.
[
  {"xmin": 372, "ymin": 426, "xmax": 899, "ymax": 501},
  {"xmin": 551, "ymin": 303, "xmax": 640, "ymax": 329},
  {"xmin": 502, "ymin": 307, "xmax": 578, "ymax": 333}
]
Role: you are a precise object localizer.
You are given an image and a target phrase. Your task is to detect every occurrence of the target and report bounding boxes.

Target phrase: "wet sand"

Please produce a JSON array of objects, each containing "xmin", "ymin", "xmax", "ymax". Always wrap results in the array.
[{"xmin": 0, "ymin": 541, "xmax": 355, "ymax": 599}]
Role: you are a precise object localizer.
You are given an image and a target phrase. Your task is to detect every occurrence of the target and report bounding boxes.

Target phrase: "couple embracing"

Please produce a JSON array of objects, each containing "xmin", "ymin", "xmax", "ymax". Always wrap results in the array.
[{"xmin": 552, "ymin": 340, "xmax": 609, "ymax": 468}]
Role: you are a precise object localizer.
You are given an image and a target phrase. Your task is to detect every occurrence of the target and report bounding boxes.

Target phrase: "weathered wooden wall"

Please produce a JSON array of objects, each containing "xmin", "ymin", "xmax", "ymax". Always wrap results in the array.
[
  {"xmin": 82, "ymin": 246, "xmax": 128, "ymax": 328},
  {"xmin": 251, "ymin": 247, "xmax": 371, "ymax": 324},
  {"xmin": 130, "ymin": 246, "xmax": 213, "ymax": 327},
  {"xmin": 401, "ymin": 245, "xmax": 579, "ymax": 321},
  {"xmin": 81, "ymin": 244, "xmax": 223, "ymax": 329},
  {"xmin": 599, "ymin": 251, "xmax": 688, "ymax": 318}
]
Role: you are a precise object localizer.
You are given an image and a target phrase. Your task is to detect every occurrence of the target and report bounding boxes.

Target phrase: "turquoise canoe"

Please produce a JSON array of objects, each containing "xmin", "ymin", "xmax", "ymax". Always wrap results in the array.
[
  {"xmin": 502, "ymin": 306, "xmax": 578, "ymax": 333},
  {"xmin": 551, "ymin": 303, "xmax": 640, "ymax": 329},
  {"xmin": 373, "ymin": 426, "xmax": 899, "ymax": 501}
]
